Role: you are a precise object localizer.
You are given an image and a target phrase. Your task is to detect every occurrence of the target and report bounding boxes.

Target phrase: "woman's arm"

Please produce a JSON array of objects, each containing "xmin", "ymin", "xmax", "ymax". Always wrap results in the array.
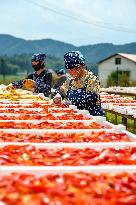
[{"xmin": 11, "ymin": 74, "xmax": 34, "ymax": 89}]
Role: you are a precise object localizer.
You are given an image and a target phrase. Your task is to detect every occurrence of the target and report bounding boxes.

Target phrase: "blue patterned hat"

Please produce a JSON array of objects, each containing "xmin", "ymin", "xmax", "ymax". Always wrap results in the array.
[
  {"xmin": 31, "ymin": 53, "xmax": 46, "ymax": 62},
  {"xmin": 64, "ymin": 51, "xmax": 85, "ymax": 69},
  {"xmin": 56, "ymin": 68, "xmax": 65, "ymax": 75}
]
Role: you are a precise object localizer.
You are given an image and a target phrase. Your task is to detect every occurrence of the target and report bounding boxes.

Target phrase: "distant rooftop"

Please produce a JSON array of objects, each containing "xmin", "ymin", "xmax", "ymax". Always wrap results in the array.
[
  {"xmin": 98, "ymin": 53, "xmax": 136, "ymax": 64},
  {"xmin": 118, "ymin": 53, "xmax": 136, "ymax": 63}
]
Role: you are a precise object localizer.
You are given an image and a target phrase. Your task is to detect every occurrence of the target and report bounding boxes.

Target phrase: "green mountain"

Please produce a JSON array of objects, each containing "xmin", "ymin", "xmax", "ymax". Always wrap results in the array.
[{"xmin": 0, "ymin": 34, "xmax": 136, "ymax": 63}]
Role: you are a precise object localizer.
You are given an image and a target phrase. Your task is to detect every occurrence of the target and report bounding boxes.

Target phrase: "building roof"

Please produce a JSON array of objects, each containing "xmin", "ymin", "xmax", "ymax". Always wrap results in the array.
[{"xmin": 97, "ymin": 53, "xmax": 136, "ymax": 64}]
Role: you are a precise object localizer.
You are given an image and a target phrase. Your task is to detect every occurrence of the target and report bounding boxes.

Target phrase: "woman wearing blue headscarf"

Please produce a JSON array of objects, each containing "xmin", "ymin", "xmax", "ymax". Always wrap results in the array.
[
  {"xmin": 7, "ymin": 53, "xmax": 52, "ymax": 97},
  {"xmin": 54, "ymin": 51, "xmax": 105, "ymax": 116}
]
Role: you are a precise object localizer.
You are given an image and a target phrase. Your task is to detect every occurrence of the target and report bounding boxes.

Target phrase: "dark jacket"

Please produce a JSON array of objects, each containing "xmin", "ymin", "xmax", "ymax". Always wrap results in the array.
[
  {"xmin": 12, "ymin": 69, "xmax": 52, "ymax": 97},
  {"xmin": 53, "ymin": 74, "xmax": 67, "ymax": 89}
]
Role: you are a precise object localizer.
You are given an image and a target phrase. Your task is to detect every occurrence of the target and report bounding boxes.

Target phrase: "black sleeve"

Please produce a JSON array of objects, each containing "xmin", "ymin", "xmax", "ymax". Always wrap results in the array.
[
  {"xmin": 26, "ymin": 73, "xmax": 34, "ymax": 80},
  {"xmin": 53, "ymin": 75, "xmax": 67, "ymax": 89},
  {"xmin": 42, "ymin": 72, "xmax": 52, "ymax": 97},
  {"xmin": 11, "ymin": 80, "xmax": 23, "ymax": 89}
]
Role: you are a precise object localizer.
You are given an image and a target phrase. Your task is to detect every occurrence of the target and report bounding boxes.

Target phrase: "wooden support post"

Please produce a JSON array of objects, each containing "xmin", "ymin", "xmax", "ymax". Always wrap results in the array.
[
  {"xmin": 134, "ymin": 120, "xmax": 136, "ymax": 129},
  {"xmin": 115, "ymin": 114, "xmax": 117, "ymax": 124},
  {"xmin": 122, "ymin": 117, "xmax": 127, "ymax": 128}
]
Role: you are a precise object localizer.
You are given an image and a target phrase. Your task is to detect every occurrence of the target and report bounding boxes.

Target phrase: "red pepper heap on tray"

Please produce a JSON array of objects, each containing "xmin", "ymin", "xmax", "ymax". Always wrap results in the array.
[
  {"xmin": 0, "ymin": 145, "xmax": 136, "ymax": 165},
  {"xmin": 0, "ymin": 131, "xmax": 130, "ymax": 142},
  {"xmin": 0, "ymin": 121, "xmax": 111, "ymax": 129},
  {"xmin": 0, "ymin": 172, "xmax": 136, "ymax": 205}
]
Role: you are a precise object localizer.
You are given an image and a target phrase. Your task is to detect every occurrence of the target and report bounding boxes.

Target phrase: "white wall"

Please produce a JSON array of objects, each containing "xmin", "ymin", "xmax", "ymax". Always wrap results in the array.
[{"xmin": 98, "ymin": 54, "xmax": 136, "ymax": 87}]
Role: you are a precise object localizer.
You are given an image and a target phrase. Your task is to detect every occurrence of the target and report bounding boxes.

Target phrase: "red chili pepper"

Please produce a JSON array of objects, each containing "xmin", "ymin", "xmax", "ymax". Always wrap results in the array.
[{"xmin": 0, "ymin": 145, "xmax": 136, "ymax": 166}]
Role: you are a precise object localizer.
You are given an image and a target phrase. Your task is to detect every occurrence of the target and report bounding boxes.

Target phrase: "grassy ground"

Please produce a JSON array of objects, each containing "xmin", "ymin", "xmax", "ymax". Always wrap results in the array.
[
  {"xmin": 0, "ymin": 74, "xmax": 26, "ymax": 85},
  {"xmin": 106, "ymin": 112, "xmax": 136, "ymax": 134}
]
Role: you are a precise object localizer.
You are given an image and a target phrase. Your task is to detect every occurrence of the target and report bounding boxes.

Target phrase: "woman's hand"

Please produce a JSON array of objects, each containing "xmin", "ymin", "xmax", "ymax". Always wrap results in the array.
[
  {"xmin": 6, "ymin": 84, "xmax": 14, "ymax": 91},
  {"xmin": 53, "ymin": 93, "xmax": 62, "ymax": 104},
  {"xmin": 63, "ymin": 100, "xmax": 71, "ymax": 105}
]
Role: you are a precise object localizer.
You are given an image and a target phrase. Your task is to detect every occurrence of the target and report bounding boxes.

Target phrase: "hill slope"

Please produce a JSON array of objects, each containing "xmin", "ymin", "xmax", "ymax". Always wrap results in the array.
[{"xmin": 0, "ymin": 34, "xmax": 136, "ymax": 63}]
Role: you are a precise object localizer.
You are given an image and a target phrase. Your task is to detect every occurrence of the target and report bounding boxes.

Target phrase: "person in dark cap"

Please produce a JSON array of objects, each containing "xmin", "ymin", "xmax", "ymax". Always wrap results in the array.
[
  {"xmin": 56, "ymin": 68, "xmax": 66, "ymax": 75},
  {"xmin": 53, "ymin": 68, "xmax": 67, "ymax": 89},
  {"xmin": 53, "ymin": 51, "xmax": 105, "ymax": 116},
  {"xmin": 8, "ymin": 53, "xmax": 52, "ymax": 97}
]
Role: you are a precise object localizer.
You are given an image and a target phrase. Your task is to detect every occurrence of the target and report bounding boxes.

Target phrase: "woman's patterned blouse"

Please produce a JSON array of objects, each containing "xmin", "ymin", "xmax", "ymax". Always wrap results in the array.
[{"xmin": 58, "ymin": 71, "xmax": 105, "ymax": 116}]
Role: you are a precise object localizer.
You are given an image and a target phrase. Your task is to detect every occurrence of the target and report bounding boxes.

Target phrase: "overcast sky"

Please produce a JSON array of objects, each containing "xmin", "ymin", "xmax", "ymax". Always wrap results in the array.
[{"xmin": 0, "ymin": 0, "xmax": 136, "ymax": 46}]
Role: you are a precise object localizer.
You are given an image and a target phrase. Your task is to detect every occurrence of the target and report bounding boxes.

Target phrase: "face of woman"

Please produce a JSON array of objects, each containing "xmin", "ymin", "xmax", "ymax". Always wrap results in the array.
[{"xmin": 67, "ymin": 65, "xmax": 83, "ymax": 79}]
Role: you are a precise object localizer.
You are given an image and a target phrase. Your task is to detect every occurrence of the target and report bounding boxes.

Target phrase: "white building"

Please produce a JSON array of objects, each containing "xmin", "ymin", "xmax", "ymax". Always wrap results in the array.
[{"xmin": 97, "ymin": 53, "xmax": 136, "ymax": 87}]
